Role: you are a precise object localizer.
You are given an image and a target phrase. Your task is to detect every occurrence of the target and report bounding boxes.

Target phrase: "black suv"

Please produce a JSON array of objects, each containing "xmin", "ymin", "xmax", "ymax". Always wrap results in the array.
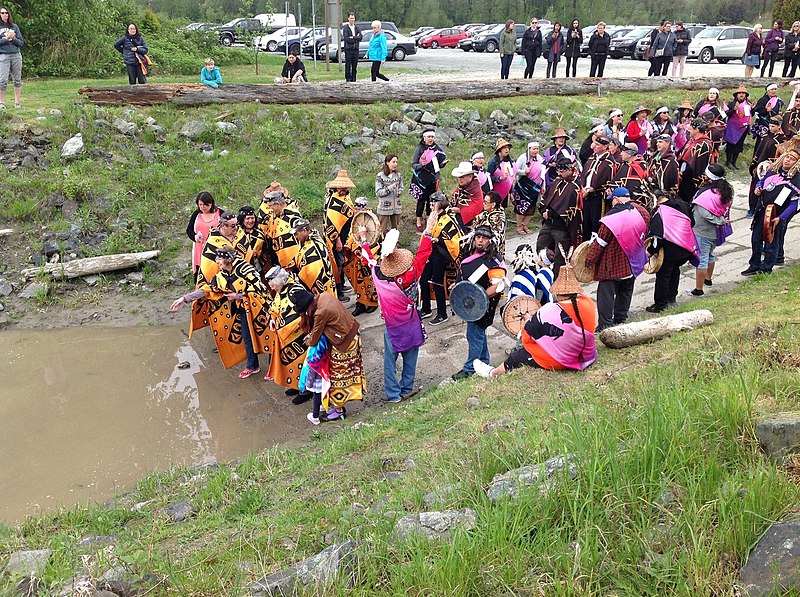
[
  {"xmin": 217, "ymin": 18, "xmax": 264, "ymax": 46},
  {"xmin": 302, "ymin": 20, "xmax": 398, "ymax": 59},
  {"xmin": 473, "ymin": 23, "xmax": 526, "ymax": 52}
]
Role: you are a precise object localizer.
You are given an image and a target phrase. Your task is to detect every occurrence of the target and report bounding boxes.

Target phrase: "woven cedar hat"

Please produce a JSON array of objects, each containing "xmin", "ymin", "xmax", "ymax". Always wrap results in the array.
[
  {"xmin": 326, "ymin": 169, "xmax": 356, "ymax": 189},
  {"xmin": 733, "ymin": 84, "xmax": 749, "ymax": 97},
  {"xmin": 263, "ymin": 180, "xmax": 289, "ymax": 199},
  {"xmin": 550, "ymin": 263, "xmax": 583, "ymax": 296},
  {"xmin": 551, "ymin": 127, "xmax": 571, "ymax": 140},
  {"xmin": 677, "ymin": 98, "xmax": 693, "ymax": 111},
  {"xmin": 495, "ymin": 137, "xmax": 512, "ymax": 153},
  {"xmin": 378, "ymin": 228, "xmax": 413, "ymax": 278}
]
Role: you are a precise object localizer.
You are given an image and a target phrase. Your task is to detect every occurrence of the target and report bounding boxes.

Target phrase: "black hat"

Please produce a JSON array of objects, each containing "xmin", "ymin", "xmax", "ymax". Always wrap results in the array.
[
  {"xmin": 655, "ymin": 133, "xmax": 672, "ymax": 142},
  {"xmin": 473, "ymin": 225, "xmax": 494, "ymax": 239},
  {"xmin": 690, "ymin": 118, "xmax": 708, "ymax": 132},
  {"xmin": 291, "ymin": 218, "xmax": 311, "ymax": 233},
  {"xmin": 289, "ymin": 289, "xmax": 314, "ymax": 313},
  {"xmin": 769, "ymin": 115, "xmax": 783, "ymax": 125},
  {"xmin": 595, "ymin": 136, "xmax": 611, "ymax": 145},
  {"xmin": 556, "ymin": 157, "xmax": 574, "ymax": 169}
]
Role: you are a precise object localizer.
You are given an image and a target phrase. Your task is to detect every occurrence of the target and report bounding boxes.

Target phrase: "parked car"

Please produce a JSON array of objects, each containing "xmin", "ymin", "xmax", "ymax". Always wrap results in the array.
[
  {"xmin": 419, "ymin": 27, "xmax": 469, "ymax": 48},
  {"xmin": 177, "ymin": 22, "xmax": 213, "ymax": 34},
  {"xmin": 458, "ymin": 24, "xmax": 495, "ymax": 51},
  {"xmin": 609, "ymin": 26, "xmax": 653, "ymax": 58},
  {"xmin": 462, "ymin": 23, "xmax": 485, "ymax": 33},
  {"xmin": 409, "ymin": 26, "xmax": 435, "ymax": 37},
  {"xmin": 580, "ymin": 26, "xmax": 631, "ymax": 56},
  {"xmin": 254, "ymin": 13, "xmax": 296, "ymax": 33},
  {"xmin": 217, "ymin": 18, "xmax": 264, "ymax": 46},
  {"xmin": 276, "ymin": 27, "xmax": 326, "ymax": 55},
  {"xmin": 301, "ymin": 29, "xmax": 332, "ymax": 58},
  {"xmin": 473, "ymin": 23, "xmax": 526, "ymax": 53},
  {"xmin": 635, "ymin": 23, "xmax": 706, "ymax": 60},
  {"xmin": 254, "ymin": 27, "xmax": 309, "ymax": 52},
  {"xmin": 321, "ymin": 30, "xmax": 417, "ymax": 62},
  {"xmin": 515, "ymin": 25, "xmax": 552, "ymax": 54},
  {"xmin": 688, "ymin": 25, "xmax": 752, "ymax": 63}
]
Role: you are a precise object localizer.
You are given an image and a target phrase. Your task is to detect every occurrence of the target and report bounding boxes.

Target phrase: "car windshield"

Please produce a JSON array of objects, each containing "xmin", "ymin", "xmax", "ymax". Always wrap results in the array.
[
  {"xmin": 612, "ymin": 29, "xmax": 633, "ymax": 38},
  {"xmin": 695, "ymin": 27, "xmax": 723, "ymax": 39},
  {"xmin": 627, "ymin": 27, "xmax": 653, "ymax": 37},
  {"xmin": 221, "ymin": 19, "xmax": 241, "ymax": 27},
  {"xmin": 490, "ymin": 24, "xmax": 505, "ymax": 33}
]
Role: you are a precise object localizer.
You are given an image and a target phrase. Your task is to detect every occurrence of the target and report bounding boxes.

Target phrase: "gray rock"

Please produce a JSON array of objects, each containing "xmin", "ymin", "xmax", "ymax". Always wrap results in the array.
[
  {"xmin": 382, "ymin": 470, "xmax": 405, "ymax": 482},
  {"xmin": 138, "ymin": 146, "xmax": 154, "ymax": 163},
  {"xmin": 401, "ymin": 103, "xmax": 419, "ymax": 113},
  {"xmin": 95, "ymin": 591, "xmax": 118, "ymax": 597},
  {"xmin": 389, "ymin": 121, "xmax": 409, "ymax": 135},
  {"xmin": 422, "ymin": 484, "xmax": 460, "ymax": 508},
  {"xmin": 77, "ymin": 535, "xmax": 118, "ymax": 549},
  {"xmin": 144, "ymin": 123, "xmax": 165, "ymax": 134},
  {"xmin": 489, "ymin": 109, "xmax": 508, "ymax": 123},
  {"xmin": 465, "ymin": 397, "xmax": 480, "ymax": 409},
  {"xmin": 145, "ymin": 116, "xmax": 157, "ymax": 126},
  {"xmin": 513, "ymin": 129, "xmax": 534, "ymax": 140},
  {"xmin": 449, "ymin": 107, "xmax": 465, "ymax": 116},
  {"xmin": 545, "ymin": 108, "xmax": 562, "ymax": 117},
  {"xmin": 487, "ymin": 454, "xmax": 577, "ymax": 502},
  {"xmin": 61, "ymin": 133, "xmax": 85, "ymax": 160},
  {"xmin": 202, "ymin": 149, "xmax": 214, "ymax": 158},
  {"xmin": 215, "ymin": 121, "xmax": 238, "ymax": 134},
  {"xmin": 0, "ymin": 278, "xmax": 12, "ymax": 296},
  {"xmin": 466, "ymin": 120, "xmax": 484, "ymax": 134},
  {"xmin": 4, "ymin": 549, "xmax": 52, "ymax": 577},
  {"xmin": 361, "ymin": 127, "xmax": 374, "ymax": 137},
  {"xmin": 468, "ymin": 110, "xmax": 481, "ymax": 121},
  {"xmin": 126, "ymin": 272, "xmax": 144, "ymax": 283},
  {"xmin": 439, "ymin": 126, "xmax": 464, "ymax": 141},
  {"xmin": 99, "ymin": 565, "xmax": 127, "ymax": 582},
  {"xmin": 165, "ymin": 501, "xmax": 195, "ymax": 522},
  {"xmin": 567, "ymin": 128, "xmax": 578, "ymax": 139},
  {"xmin": 0, "ymin": 303, "xmax": 4, "ymax": 312},
  {"xmin": 8, "ymin": 577, "xmax": 42, "ymax": 596},
  {"xmin": 341, "ymin": 136, "xmax": 361, "ymax": 148},
  {"xmin": 756, "ymin": 414, "xmax": 800, "ymax": 462},
  {"xmin": 250, "ymin": 540, "xmax": 358, "ymax": 596},
  {"xmin": 179, "ymin": 120, "xmax": 208, "ymax": 139},
  {"xmin": 435, "ymin": 131, "xmax": 451, "ymax": 146},
  {"xmin": 394, "ymin": 509, "xmax": 477, "ymax": 541},
  {"xmin": 738, "ymin": 514, "xmax": 800, "ymax": 596},
  {"xmin": 539, "ymin": 122, "xmax": 554, "ymax": 133},
  {"xmin": 19, "ymin": 282, "xmax": 48, "ymax": 300},
  {"xmin": 49, "ymin": 108, "xmax": 63, "ymax": 117},
  {"xmin": 113, "ymin": 118, "xmax": 138, "ymax": 136},
  {"xmin": 654, "ymin": 491, "xmax": 678, "ymax": 508},
  {"xmin": 482, "ymin": 418, "xmax": 520, "ymax": 433},
  {"xmin": 419, "ymin": 111, "xmax": 437, "ymax": 125}
]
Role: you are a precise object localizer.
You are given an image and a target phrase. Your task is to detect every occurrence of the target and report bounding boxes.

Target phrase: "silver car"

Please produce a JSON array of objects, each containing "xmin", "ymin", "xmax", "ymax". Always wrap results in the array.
[
  {"xmin": 320, "ymin": 30, "xmax": 417, "ymax": 62},
  {"xmin": 688, "ymin": 25, "xmax": 751, "ymax": 64}
]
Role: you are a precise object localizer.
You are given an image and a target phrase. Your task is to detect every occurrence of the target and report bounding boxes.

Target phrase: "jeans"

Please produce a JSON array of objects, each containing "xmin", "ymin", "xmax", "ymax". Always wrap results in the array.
[
  {"xmin": 344, "ymin": 50, "xmax": 359, "ymax": 81},
  {"xmin": 523, "ymin": 50, "xmax": 537, "ymax": 78},
  {"xmin": 565, "ymin": 55, "xmax": 578, "ymax": 77},
  {"xmin": 237, "ymin": 305, "xmax": 259, "ymax": 370},
  {"xmin": 383, "ymin": 328, "xmax": 419, "ymax": 400},
  {"xmin": 500, "ymin": 54, "xmax": 513, "ymax": 79},
  {"xmin": 589, "ymin": 55, "xmax": 606, "ymax": 77},
  {"xmin": 125, "ymin": 62, "xmax": 146, "ymax": 85},
  {"xmin": 748, "ymin": 212, "xmax": 786, "ymax": 272},
  {"xmin": 696, "ymin": 234, "xmax": 717, "ymax": 270},
  {"xmin": 464, "ymin": 321, "xmax": 490, "ymax": 373},
  {"xmin": 596, "ymin": 278, "xmax": 635, "ymax": 331}
]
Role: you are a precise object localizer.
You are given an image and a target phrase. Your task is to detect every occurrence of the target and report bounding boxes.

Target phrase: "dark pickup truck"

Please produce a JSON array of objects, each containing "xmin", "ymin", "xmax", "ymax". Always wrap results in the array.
[{"xmin": 217, "ymin": 18, "xmax": 263, "ymax": 46}]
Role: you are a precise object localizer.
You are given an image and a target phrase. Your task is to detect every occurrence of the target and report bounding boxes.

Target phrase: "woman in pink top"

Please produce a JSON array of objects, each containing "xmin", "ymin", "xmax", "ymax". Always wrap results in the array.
[{"xmin": 186, "ymin": 191, "xmax": 223, "ymax": 275}]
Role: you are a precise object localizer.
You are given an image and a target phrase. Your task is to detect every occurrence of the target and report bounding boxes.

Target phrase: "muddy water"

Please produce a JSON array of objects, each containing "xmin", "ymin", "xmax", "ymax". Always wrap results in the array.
[{"xmin": 0, "ymin": 326, "xmax": 309, "ymax": 525}]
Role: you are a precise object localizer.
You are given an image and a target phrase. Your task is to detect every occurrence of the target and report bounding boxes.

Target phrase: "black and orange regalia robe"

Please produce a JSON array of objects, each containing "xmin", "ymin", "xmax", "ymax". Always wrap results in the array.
[
  {"xmin": 257, "ymin": 198, "xmax": 302, "ymax": 269},
  {"xmin": 266, "ymin": 274, "xmax": 307, "ymax": 389},
  {"xmin": 323, "ymin": 189, "xmax": 355, "ymax": 285},
  {"xmin": 431, "ymin": 208, "xmax": 464, "ymax": 300},
  {"xmin": 233, "ymin": 225, "xmax": 266, "ymax": 267},
  {"xmin": 288, "ymin": 231, "xmax": 336, "ymax": 296},
  {"xmin": 342, "ymin": 220, "xmax": 380, "ymax": 308},
  {"xmin": 189, "ymin": 255, "xmax": 272, "ymax": 369}
]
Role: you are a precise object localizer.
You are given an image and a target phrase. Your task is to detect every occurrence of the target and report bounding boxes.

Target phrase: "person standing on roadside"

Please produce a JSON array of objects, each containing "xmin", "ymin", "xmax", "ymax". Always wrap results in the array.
[
  {"xmin": 0, "ymin": 6, "xmax": 23, "ymax": 109},
  {"xmin": 744, "ymin": 24, "xmax": 763, "ymax": 78},
  {"xmin": 647, "ymin": 21, "xmax": 665, "ymax": 76},
  {"xmin": 651, "ymin": 21, "xmax": 675, "ymax": 76},
  {"xmin": 783, "ymin": 21, "xmax": 800, "ymax": 78},
  {"xmin": 671, "ymin": 21, "xmax": 691, "ymax": 76},
  {"xmin": 114, "ymin": 22, "xmax": 149, "ymax": 85},
  {"xmin": 588, "ymin": 22, "xmax": 610, "ymax": 77},
  {"xmin": 367, "ymin": 21, "xmax": 388, "ymax": 82},
  {"xmin": 564, "ymin": 19, "xmax": 582, "ymax": 78},
  {"xmin": 761, "ymin": 20, "xmax": 783, "ymax": 78},
  {"xmin": 521, "ymin": 18, "xmax": 543, "ymax": 79},
  {"xmin": 342, "ymin": 12, "xmax": 362, "ymax": 82},
  {"xmin": 545, "ymin": 22, "xmax": 565, "ymax": 78},
  {"xmin": 499, "ymin": 20, "xmax": 516, "ymax": 80},
  {"xmin": 375, "ymin": 154, "xmax": 403, "ymax": 235}
]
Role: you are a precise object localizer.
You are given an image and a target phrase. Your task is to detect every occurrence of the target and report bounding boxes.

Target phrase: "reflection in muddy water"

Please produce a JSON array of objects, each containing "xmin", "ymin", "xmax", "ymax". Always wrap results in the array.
[{"xmin": 0, "ymin": 326, "xmax": 306, "ymax": 524}]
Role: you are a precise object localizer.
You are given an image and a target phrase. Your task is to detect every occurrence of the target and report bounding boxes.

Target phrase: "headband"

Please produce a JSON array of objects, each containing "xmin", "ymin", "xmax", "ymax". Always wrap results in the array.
[
  {"xmin": 704, "ymin": 166, "xmax": 721, "ymax": 180},
  {"xmin": 609, "ymin": 109, "xmax": 623, "ymax": 118}
]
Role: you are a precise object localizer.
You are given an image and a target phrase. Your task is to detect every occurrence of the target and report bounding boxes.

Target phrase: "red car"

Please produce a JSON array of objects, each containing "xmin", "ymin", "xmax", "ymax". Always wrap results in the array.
[{"xmin": 419, "ymin": 27, "xmax": 469, "ymax": 48}]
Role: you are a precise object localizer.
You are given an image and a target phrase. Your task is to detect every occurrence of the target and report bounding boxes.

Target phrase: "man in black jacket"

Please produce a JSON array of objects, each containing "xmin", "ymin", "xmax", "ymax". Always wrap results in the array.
[
  {"xmin": 342, "ymin": 12, "xmax": 362, "ymax": 82},
  {"xmin": 521, "ymin": 19, "xmax": 543, "ymax": 79}
]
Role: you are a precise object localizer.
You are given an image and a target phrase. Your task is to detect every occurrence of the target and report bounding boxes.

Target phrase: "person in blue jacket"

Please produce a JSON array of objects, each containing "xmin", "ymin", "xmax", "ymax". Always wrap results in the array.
[
  {"xmin": 367, "ymin": 20, "xmax": 389, "ymax": 82},
  {"xmin": 200, "ymin": 58, "xmax": 222, "ymax": 88},
  {"xmin": 114, "ymin": 22, "xmax": 149, "ymax": 85}
]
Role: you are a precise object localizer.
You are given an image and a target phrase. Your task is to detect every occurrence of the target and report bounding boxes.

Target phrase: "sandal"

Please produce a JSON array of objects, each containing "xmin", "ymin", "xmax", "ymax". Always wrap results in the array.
[{"xmin": 239, "ymin": 367, "xmax": 260, "ymax": 379}]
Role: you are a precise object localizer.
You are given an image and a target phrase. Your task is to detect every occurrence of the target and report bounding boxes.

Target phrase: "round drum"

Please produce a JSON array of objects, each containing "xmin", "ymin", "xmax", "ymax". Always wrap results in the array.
[
  {"xmin": 570, "ymin": 240, "xmax": 595, "ymax": 283},
  {"xmin": 643, "ymin": 237, "xmax": 664, "ymax": 274},
  {"xmin": 502, "ymin": 295, "xmax": 541, "ymax": 337},
  {"xmin": 450, "ymin": 281, "xmax": 489, "ymax": 322},
  {"xmin": 764, "ymin": 204, "xmax": 778, "ymax": 243},
  {"xmin": 351, "ymin": 211, "xmax": 381, "ymax": 246}
]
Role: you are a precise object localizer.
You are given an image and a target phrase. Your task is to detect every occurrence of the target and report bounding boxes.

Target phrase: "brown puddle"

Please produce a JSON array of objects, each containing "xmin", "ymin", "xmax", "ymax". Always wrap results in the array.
[{"xmin": 0, "ymin": 326, "xmax": 308, "ymax": 525}]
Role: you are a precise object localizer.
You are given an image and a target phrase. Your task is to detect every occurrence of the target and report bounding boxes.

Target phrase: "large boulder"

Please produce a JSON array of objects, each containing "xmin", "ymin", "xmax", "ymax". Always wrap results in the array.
[
  {"xmin": 487, "ymin": 454, "xmax": 577, "ymax": 502},
  {"xmin": 4, "ymin": 549, "xmax": 52, "ymax": 577},
  {"xmin": 250, "ymin": 541, "xmax": 357, "ymax": 596},
  {"xmin": 756, "ymin": 414, "xmax": 800, "ymax": 462},
  {"xmin": 394, "ymin": 509, "xmax": 477, "ymax": 541},
  {"xmin": 738, "ymin": 515, "xmax": 800, "ymax": 596},
  {"xmin": 179, "ymin": 120, "xmax": 208, "ymax": 140}
]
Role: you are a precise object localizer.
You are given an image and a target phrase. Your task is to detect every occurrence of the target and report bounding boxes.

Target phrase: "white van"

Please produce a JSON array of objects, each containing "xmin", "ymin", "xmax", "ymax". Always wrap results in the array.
[{"xmin": 255, "ymin": 13, "xmax": 297, "ymax": 33}]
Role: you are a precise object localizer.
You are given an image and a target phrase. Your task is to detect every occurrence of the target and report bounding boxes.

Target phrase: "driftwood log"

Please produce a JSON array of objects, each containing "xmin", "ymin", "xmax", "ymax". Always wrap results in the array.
[
  {"xmin": 20, "ymin": 250, "xmax": 160, "ymax": 280},
  {"xmin": 0, "ymin": 228, "xmax": 13, "ymax": 237},
  {"xmin": 599, "ymin": 309, "xmax": 714, "ymax": 349},
  {"xmin": 77, "ymin": 77, "xmax": 776, "ymax": 107}
]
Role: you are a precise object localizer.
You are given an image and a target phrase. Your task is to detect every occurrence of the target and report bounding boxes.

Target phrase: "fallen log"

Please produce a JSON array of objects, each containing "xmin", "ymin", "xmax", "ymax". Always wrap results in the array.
[
  {"xmin": 0, "ymin": 228, "xmax": 13, "ymax": 237},
  {"xmin": 78, "ymin": 77, "xmax": 774, "ymax": 107},
  {"xmin": 20, "ymin": 250, "xmax": 160, "ymax": 280},
  {"xmin": 599, "ymin": 309, "xmax": 714, "ymax": 349}
]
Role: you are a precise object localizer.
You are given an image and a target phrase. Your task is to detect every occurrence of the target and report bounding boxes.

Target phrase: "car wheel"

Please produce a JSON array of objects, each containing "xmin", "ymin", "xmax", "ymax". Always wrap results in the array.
[
  {"xmin": 462, "ymin": 46, "xmax": 470, "ymax": 52},
  {"xmin": 289, "ymin": 43, "xmax": 300, "ymax": 55},
  {"xmin": 698, "ymin": 47, "xmax": 713, "ymax": 64},
  {"xmin": 267, "ymin": 40, "xmax": 278, "ymax": 52},
  {"xmin": 717, "ymin": 58, "xmax": 729, "ymax": 64},
  {"xmin": 221, "ymin": 35, "xmax": 233, "ymax": 47},
  {"xmin": 431, "ymin": 41, "xmax": 439, "ymax": 48},
  {"xmin": 486, "ymin": 40, "xmax": 497, "ymax": 53},
  {"xmin": 392, "ymin": 47, "xmax": 406, "ymax": 61}
]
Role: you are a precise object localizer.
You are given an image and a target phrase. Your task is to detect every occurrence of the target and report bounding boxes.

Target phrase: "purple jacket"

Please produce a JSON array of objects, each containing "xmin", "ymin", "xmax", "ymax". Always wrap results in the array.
[{"xmin": 764, "ymin": 28, "xmax": 783, "ymax": 53}]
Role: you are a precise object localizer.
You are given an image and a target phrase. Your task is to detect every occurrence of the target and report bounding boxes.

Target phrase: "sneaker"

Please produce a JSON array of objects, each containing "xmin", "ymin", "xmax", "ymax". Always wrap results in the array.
[
  {"xmin": 419, "ymin": 310, "xmax": 433, "ymax": 319},
  {"xmin": 263, "ymin": 372, "xmax": 274, "ymax": 381},
  {"xmin": 740, "ymin": 267, "xmax": 759, "ymax": 277},
  {"xmin": 429, "ymin": 314, "xmax": 448, "ymax": 326},
  {"xmin": 382, "ymin": 395, "xmax": 403, "ymax": 403},
  {"xmin": 746, "ymin": 210, "xmax": 754, "ymax": 219},
  {"xmin": 285, "ymin": 388, "xmax": 300, "ymax": 397},
  {"xmin": 306, "ymin": 412, "xmax": 321, "ymax": 426},
  {"xmin": 325, "ymin": 408, "xmax": 346, "ymax": 421},
  {"xmin": 684, "ymin": 288, "xmax": 704, "ymax": 297},
  {"xmin": 473, "ymin": 359, "xmax": 494, "ymax": 378},
  {"xmin": 451, "ymin": 369, "xmax": 473, "ymax": 381},
  {"xmin": 351, "ymin": 303, "xmax": 367, "ymax": 316},
  {"xmin": 775, "ymin": 258, "xmax": 785, "ymax": 265},
  {"xmin": 13, "ymin": 103, "xmax": 20, "ymax": 109},
  {"xmin": 337, "ymin": 291, "xmax": 351, "ymax": 303},
  {"xmin": 292, "ymin": 391, "xmax": 313, "ymax": 405},
  {"xmin": 239, "ymin": 367, "xmax": 260, "ymax": 379},
  {"xmin": 704, "ymin": 279, "xmax": 713, "ymax": 287},
  {"xmin": 645, "ymin": 304, "xmax": 665, "ymax": 313}
]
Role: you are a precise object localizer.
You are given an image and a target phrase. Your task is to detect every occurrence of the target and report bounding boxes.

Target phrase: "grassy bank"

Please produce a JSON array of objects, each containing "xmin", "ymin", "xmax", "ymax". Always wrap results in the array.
[{"xmin": 2, "ymin": 264, "xmax": 799, "ymax": 594}]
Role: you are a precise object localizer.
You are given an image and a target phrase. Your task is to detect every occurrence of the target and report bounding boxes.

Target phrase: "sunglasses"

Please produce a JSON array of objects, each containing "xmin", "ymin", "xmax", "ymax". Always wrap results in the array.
[{"xmin": 0, "ymin": 11, "xmax": 8, "ymax": 14}]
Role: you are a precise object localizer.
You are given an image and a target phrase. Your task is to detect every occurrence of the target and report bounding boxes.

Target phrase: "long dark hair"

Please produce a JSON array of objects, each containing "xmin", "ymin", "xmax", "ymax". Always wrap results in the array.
[
  {"xmin": 705, "ymin": 164, "xmax": 733, "ymax": 203},
  {"xmin": 382, "ymin": 153, "xmax": 397, "ymax": 176},
  {"xmin": 195, "ymin": 191, "xmax": 216, "ymax": 209},
  {"xmin": 298, "ymin": 298, "xmax": 318, "ymax": 334},
  {"xmin": 553, "ymin": 21, "xmax": 562, "ymax": 33},
  {"xmin": 0, "ymin": 6, "xmax": 13, "ymax": 26},
  {"xmin": 570, "ymin": 19, "xmax": 580, "ymax": 31},
  {"xmin": 569, "ymin": 295, "xmax": 589, "ymax": 365}
]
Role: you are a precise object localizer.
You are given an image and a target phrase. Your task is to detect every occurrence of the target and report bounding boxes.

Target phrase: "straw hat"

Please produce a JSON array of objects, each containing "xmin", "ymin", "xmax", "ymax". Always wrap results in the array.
[
  {"xmin": 326, "ymin": 169, "xmax": 356, "ymax": 189},
  {"xmin": 676, "ymin": 98, "xmax": 693, "ymax": 112},
  {"xmin": 630, "ymin": 105, "xmax": 652, "ymax": 118},
  {"xmin": 733, "ymin": 84, "xmax": 749, "ymax": 98},
  {"xmin": 551, "ymin": 127, "xmax": 571, "ymax": 140},
  {"xmin": 550, "ymin": 263, "xmax": 583, "ymax": 296},
  {"xmin": 495, "ymin": 137, "xmax": 512, "ymax": 152},
  {"xmin": 380, "ymin": 248, "xmax": 413, "ymax": 278}
]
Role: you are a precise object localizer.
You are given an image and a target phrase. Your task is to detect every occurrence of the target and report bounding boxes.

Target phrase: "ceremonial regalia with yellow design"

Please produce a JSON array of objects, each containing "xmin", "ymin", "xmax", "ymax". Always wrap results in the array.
[
  {"xmin": 266, "ymin": 274, "xmax": 307, "ymax": 389},
  {"xmin": 189, "ymin": 257, "xmax": 272, "ymax": 369},
  {"xmin": 233, "ymin": 226, "xmax": 266, "ymax": 267},
  {"xmin": 288, "ymin": 230, "xmax": 336, "ymax": 296},
  {"xmin": 431, "ymin": 208, "xmax": 464, "ymax": 300},
  {"xmin": 196, "ymin": 228, "xmax": 237, "ymax": 287},
  {"xmin": 257, "ymin": 199, "xmax": 302, "ymax": 269},
  {"xmin": 323, "ymin": 188, "xmax": 355, "ymax": 284},
  {"xmin": 343, "ymin": 230, "xmax": 380, "ymax": 308}
]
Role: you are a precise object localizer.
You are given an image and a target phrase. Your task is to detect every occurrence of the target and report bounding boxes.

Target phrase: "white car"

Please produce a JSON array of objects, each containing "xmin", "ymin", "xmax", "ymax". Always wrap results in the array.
[
  {"xmin": 688, "ymin": 25, "xmax": 751, "ymax": 64},
  {"xmin": 254, "ymin": 27, "xmax": 309, "ymax": 52}
]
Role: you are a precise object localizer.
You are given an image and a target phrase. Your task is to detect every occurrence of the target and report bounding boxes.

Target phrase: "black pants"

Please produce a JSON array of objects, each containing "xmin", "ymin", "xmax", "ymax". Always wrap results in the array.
[
  {"xmin": 725, "ymin": 134, "xmax": 746, "ymax": 166},
  {"xmin": 596, "ymin": 277, "xmax": 635, "ymax": 331},
  {"xmin": 344, "ymin": 50, "xmax": 359, "ymax": 81},
  {"xmin": 536, "ymin": 223, "xmax": 569, "ymax": 278},
  {"xmin": 582, "ymin": 194, "xmax": 604, "ymax": 241},
  {"xmin": 500, "ymin": 53, "xmax": 513, "ymax": 79},
  {"xmin": 659, "ymin": 56, "xmax": 670, "ymax": 75},
  {"xmin": 371, "ymin": 60, "xmax": 388, "ymax": 81},
  {"xmin": 589, "ymin": 55, "xmax": 606, "ymax": 77},
  {"xmin": 420, "ymin": 251, "xmax": 449, "ymax": 317},
  {"xmin": 523, "ymin": 50, "xmax": 538, "ymax": 78},
  {"xmin": 126, "ymin": 63, "xmax": 146, "ymax": 85},
  {"xmin": 761, "ymin": 51, "xmax": 779, "ymax": 77},
  {"xmin": 546, "ymin": 60, "xmax": 558, "ymax": 78},
  {"xmin": 565, "ymin": 55, "xmax": 578, "ymax": 77},
  {"xmin": 653, "ymin": 252, "xmax": 690, "ymax": 309},
  {"xmin": 783, "ymin": 53, "xmax": 800, "ymax": 77},
  {"xmin": 647, "ymin": 57, "xmax": 659, "ymax": 76}
]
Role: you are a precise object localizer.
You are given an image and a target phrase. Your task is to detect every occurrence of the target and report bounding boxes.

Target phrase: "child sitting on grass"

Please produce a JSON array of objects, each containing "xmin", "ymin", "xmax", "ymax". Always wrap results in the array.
[{"xmin": 200, "ymin": 58, "xmax": 222, "ymax": 88}]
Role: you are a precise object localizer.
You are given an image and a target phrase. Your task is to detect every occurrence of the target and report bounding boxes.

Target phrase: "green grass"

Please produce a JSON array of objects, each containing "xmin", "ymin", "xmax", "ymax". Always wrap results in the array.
[{"xmin": 2, "ymin": 266, "xmax": 799, "ymax": 595}]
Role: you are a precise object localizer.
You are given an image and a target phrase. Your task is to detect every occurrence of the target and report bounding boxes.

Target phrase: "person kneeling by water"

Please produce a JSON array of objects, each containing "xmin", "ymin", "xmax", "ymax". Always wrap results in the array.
[{"xmin": 473, "ymin": 263, "xmax": 598, "ymax": 378}]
